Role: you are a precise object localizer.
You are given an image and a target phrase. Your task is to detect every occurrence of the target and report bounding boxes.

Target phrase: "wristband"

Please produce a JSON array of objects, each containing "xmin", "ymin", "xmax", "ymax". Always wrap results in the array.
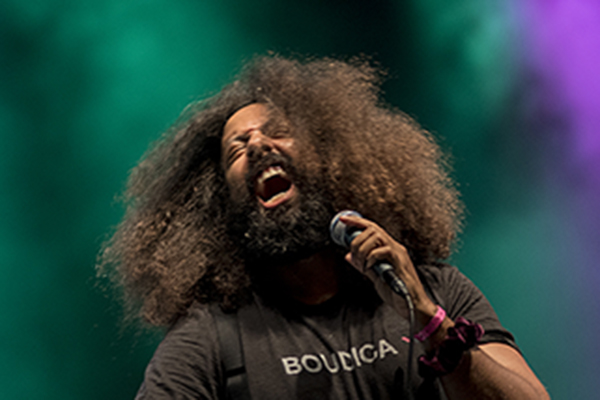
[
  {"xmin": 418, "ymin": 317, "xmax": 484, "ymax": 378},
  {"xmin": 415, "ymin": 306, "xmax": 446, "ymax": 342}
]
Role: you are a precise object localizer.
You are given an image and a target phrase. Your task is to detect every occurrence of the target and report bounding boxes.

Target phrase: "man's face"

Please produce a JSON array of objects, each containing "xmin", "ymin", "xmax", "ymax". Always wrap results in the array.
[
  {"xmin": 221, "ymin": 103, "xmax": 333, "ymax": 265},
  {"xmin": 221, "ymin": 103, "xmax": 298, "ymax": 208}
]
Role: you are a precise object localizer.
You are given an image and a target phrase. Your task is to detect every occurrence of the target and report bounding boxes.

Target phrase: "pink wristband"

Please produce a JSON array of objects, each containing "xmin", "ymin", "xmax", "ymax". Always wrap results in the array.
[{"xmin": 415, "ymin": 306, "xmax": 446, "ymax": 342}]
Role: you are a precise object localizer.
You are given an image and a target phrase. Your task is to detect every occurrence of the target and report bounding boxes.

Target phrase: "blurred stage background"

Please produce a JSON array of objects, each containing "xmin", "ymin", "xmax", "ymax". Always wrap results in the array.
[{"xmin": 1, "ymin": 1, "xmax": 598, "ymax": 399}]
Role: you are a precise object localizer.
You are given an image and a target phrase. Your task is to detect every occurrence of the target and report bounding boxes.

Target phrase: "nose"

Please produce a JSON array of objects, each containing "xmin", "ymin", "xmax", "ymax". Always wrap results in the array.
[{"xmin": 246, "ymin": 129, "xmax": 274, "ymax": 160}]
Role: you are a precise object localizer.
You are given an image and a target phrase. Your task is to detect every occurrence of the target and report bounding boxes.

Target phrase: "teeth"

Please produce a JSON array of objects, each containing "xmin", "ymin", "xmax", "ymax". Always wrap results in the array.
[
  {"xmin": 257, "ymin": 165, "xmax": 286, "ymax": 185},
  {"xmin": 265, "ymin": 191, "xmax": 287, "ymax": 204}
]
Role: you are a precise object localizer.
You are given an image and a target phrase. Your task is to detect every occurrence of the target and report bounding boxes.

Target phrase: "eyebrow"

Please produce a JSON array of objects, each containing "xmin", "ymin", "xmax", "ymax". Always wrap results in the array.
[
  {"xmin": 223, "ymin": 126, "xmax": 254, "ymax": 149},
  {"xmin": 223, "ymin": 117, "xmax": 277, "ymax": 148}
]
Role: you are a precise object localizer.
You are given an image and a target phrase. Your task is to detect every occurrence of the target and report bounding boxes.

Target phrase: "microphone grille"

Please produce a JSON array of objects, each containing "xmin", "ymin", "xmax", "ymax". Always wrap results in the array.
[{"xmin": 329, "ymin": 210, "xmax": 362, "ymax": 247}]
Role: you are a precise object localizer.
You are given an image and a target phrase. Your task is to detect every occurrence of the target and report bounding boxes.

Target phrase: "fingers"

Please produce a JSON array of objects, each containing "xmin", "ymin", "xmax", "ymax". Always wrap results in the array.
[
  {"xmin": 341, "ymin": 214, "xmax": 410, "ymax": 278},
  {"xmin": 338, "ymin": 214, "xmax": 373, "ymax": 230},
  {"xmin": 341, "ymin": 216, "xmax": 399, "ymax": 275},
  {"xmin": 365, "ymin": 246, "xmax": 400, "ymax": 271},
  {"xmin": 347, "ymin": 227, "xmax": 381, "ymax": 271}
]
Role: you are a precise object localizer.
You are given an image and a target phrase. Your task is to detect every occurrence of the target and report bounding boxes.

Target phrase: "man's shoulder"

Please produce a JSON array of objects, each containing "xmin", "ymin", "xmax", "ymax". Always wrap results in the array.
[
  {"xmin": 417, "ymin": 263, "xmax": 485, "ymax": 310},
  {"xmin": 173, "ymin": 302, "xmax": 213, "ymax": 326},
  {"xmin": 418, "ymin": 262, "xmax": 461, "ymax": 286},
  {"xmin": 137, "ymin": 303, "xmax": 226, "ymax": 399},
  {"xmin": 158, "ymin": 302, "xmax": 219, "ymax": 349}
]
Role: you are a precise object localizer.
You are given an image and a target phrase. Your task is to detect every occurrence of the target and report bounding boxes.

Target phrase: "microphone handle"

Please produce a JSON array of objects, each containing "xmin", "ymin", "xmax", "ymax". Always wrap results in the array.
[
  {"xmin": 346, "ymin": 230, "xmax": 410, "ymax": 299},
  {"xmin": 372, "ymin": 262, "xmax": 411, "ymax": 299}
]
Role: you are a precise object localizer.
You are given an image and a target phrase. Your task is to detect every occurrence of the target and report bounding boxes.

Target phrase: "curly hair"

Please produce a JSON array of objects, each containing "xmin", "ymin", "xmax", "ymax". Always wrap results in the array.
[{"xmin": 97, "ymin": 55, "xmax": 463, "ymax": 326}]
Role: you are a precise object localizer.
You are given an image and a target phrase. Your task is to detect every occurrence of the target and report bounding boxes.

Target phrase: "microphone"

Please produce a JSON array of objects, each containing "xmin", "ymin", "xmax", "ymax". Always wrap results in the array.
[
  {"xmin": 330, "ymin": 210, "xmax": 411, "ymax": 299},
  {"xmin": 331, "ymin": 210, "xmax": 416, "ymax": 399}
]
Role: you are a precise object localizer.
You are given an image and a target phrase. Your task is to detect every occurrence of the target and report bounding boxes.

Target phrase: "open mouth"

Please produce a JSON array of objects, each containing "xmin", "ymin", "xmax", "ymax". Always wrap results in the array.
[{"xmin": 255, "ymin": 165, "xmax": 296, "ymax": 208}]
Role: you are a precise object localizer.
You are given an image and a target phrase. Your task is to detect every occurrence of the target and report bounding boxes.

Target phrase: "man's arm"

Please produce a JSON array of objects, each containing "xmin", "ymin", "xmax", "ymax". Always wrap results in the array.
[
  {"xmin": 339, "ymin": 214, "xmax": 549, "ymax": 400},
  {"xmin": 437, "ymin": 343, "xmax": 549, "ymax": 399},
  {"xmin": 424, "ymin": 321, "xmax": 549, "ymax": 399}
]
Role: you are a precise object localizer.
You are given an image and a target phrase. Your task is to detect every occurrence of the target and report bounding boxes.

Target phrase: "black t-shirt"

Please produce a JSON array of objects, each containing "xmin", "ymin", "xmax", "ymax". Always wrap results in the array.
[{"xmin": 136, "ymin": 264, "xmax": 517, "ymax": 399}]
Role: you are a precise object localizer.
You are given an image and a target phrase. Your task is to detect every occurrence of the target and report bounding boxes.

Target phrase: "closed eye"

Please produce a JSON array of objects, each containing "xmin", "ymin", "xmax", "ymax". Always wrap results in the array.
[
  {"xmin": 269, "ymin": 129, "xmax": 290, "ymax": 139},
  {"xmin": 263, "ymin": 119, "xmax": 290, "ymax": 139},
  {"xmin": 224, "ymin": 133, "xmax": 249, "ymax": 167},
  {"xmin": 226, "ymin": 143, "xmax": 245, "ymax": 167}
]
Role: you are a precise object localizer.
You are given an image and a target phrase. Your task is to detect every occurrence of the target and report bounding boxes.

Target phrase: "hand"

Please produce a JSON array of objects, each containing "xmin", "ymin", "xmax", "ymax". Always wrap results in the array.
[{"xmin": 339, "ymin": 214, "xmax": 437, "ymax": 325}]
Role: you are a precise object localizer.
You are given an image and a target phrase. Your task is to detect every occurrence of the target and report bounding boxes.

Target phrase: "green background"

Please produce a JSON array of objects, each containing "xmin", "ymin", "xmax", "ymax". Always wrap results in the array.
[{"xmin": 1, "ymin": 1, "xmax": 597, "ymax": 399}]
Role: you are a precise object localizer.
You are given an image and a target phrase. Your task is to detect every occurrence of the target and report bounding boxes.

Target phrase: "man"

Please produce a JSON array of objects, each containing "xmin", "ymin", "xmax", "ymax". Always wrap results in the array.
[{"xmin": 99, "ymin": 55, "xmax": 549, "ymax": 399}]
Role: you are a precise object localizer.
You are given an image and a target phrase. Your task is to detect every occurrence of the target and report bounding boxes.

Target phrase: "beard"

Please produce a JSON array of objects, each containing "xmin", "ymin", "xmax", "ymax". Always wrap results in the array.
[{"xmin": 225, "ymin": 153, "xmax": 334, "ymax": 267}]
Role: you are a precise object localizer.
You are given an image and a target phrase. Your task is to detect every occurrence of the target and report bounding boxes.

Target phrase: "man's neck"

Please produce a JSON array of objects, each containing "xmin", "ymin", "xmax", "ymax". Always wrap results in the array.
[{"xmin": 270, "ymin": 249, "xmax": 342, "ymax": 305}]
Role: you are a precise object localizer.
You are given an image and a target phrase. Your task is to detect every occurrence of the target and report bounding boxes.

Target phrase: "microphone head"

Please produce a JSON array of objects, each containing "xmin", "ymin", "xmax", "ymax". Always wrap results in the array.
[{"xmin": 330, "ymin": 210, "xmax": 363, "ymax": 248}]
